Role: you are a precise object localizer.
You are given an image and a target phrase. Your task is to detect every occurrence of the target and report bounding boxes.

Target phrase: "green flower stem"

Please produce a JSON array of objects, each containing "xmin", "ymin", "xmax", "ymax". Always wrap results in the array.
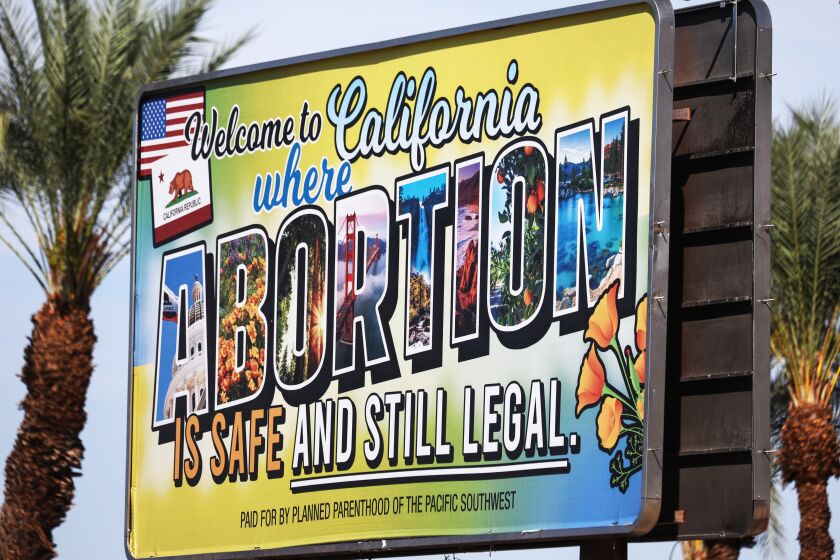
[
  {"xmin": 625, "ymin": 346, "xmax": 642, "ymax": 396},
  {"xmin": 602, "ymin": 383, "xmax": 635, "ymax": 411},
  {"xmin": 621, "ymin": 424, "xmax": 644, "ymax": 437},
  {"xmin": 621, "ymin": 411, "xmax": 643, "ymax": 425},
  {"xmin": 621, "ymin": 411, "xmax": 643, "ymax": 429},
  {"xmin": 609, "ymin": 338, "xmax": 638, "ymax": 401},
  {"xmin": 623, "ymin": 462, "xmax": 643, "ymax": 477}
]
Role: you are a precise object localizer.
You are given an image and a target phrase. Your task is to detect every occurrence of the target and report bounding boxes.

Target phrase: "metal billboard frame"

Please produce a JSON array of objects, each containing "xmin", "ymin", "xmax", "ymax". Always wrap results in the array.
[
  {"xmin": 124, "ymin": 0, "xmax": 675, "ymax": 557},
  {"xmin": 636, "ymin": 0, "xmax": 771, "ymax": 541}
]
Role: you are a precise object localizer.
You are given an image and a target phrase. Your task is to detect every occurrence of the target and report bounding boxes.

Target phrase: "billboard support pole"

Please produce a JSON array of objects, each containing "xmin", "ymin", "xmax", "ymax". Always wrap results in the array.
[{"xmin": 579, "ymin": 540, "xmax": 628, "ymax": 559}]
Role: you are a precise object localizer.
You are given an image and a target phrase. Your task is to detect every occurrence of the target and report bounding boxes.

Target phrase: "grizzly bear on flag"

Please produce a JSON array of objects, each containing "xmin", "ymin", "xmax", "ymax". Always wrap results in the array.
[{"xmin": 168, "ymin": 170, "xmax": 194, "ymax": 204}]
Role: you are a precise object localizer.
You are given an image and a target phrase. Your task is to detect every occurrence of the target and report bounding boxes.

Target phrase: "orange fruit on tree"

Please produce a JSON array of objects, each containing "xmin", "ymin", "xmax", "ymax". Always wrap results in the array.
[
  {"xmin": 527, "ymin": 193, "xmax": 538, "ymax": 213},
  {"xmin": 524, "ymin": 145, "xmax": 534, "ymax": 156}
]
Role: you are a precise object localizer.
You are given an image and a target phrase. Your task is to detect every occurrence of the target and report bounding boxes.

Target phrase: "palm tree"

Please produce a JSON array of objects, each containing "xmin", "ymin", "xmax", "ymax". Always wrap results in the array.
[
  {"xmin": 0, "ymin": 1, "xmax": 249, "ymax": 558},
  {"xmin": 767, "ymin": 366, "xmax": 840, "ymax": 560},
  {"xmin": 771, "ymin": 99, "xmax": 840, "ymax": 560}
]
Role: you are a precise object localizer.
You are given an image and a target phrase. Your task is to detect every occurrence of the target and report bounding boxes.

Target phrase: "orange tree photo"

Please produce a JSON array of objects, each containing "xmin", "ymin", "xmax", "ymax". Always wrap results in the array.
[{"xmin": 489, "ymin": 144, "xmax": 547, "ymax": 326}]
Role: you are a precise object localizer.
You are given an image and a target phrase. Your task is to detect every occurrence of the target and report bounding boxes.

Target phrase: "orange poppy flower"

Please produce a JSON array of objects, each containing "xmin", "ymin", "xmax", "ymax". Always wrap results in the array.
[
  {"xmin": 634, "ymin": 351, "xmax": 646, "ymax": 384},
  {"xmin": 584, "ymin": 281, "xmax": 619, "ymax": 349},
  {"xmin": 635, "ymin": 296, "xmax": 648, "ymax": 352},
  {"xmin": 576, "ymin": 344, "xmax": 605, "ymax": 416},
  {"xmin": 597, "ymin": 397, "xmax": 623, "ymax": 451}
]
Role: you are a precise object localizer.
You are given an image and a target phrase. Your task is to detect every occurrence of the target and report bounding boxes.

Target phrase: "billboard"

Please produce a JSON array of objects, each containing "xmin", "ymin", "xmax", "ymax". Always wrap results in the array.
[{"xmin": 126, "ymin": 1, "xmax": 674, "ymax": 557}]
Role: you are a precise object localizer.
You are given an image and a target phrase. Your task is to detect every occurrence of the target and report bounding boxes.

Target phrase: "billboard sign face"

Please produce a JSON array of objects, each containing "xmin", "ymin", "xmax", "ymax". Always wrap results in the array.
[{"xmin": 127, "ymin": 1, "xmax": 673, "ymax": 557}]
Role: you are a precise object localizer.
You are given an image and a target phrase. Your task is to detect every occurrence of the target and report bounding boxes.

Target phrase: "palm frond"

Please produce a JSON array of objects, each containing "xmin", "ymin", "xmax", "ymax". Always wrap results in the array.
[
  {"xmin": 771, "ymin": 98, "xmax": 840, "ymax": 406},
  {"xmin": 769, "ymin": 362, "xmax": 789, "ymax": 447},
  {"xmin": 0, "ymin": 0, "xmax": 249, "ymax": 304},
  {"xmin": 757, "ymin": 464, "xmax": 786, "ymax": 559}
]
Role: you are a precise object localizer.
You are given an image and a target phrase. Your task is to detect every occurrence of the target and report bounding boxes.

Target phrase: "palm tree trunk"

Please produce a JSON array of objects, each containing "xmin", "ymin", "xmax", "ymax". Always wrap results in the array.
[
  {"xmin": 795, "ymin": 479, "xmax": 832, "ymax": 560},
  {"xmin": 779, "ymin": 403, "xmax": 840, "ymax": 560},
  {"xmin": 703, "ymin": 536, "xmax": 754, "ymax": 560},
  {"xmin": 0, "ymin": 297, "xmax": 95, "ymax": 560},
  {"xmin": 705, "ymin": 540, "xmax": 739, "ymax": 560}
]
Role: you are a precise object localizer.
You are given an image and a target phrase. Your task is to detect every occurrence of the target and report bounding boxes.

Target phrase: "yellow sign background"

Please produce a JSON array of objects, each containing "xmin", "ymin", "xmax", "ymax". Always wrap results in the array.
[{"xmin": 128, "ymin": 3, "xmax": 659, "ymax": 557}]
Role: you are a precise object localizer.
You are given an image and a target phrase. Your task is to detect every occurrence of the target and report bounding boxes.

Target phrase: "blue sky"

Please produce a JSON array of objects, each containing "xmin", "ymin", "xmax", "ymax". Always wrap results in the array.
[
  {"xmin": 399, "ymin": 170, "xmax": 447, "ymax": 277},
  {"xmin": 603, "ymin": 117, "xmax": 624, "ymax": 147},
  {"xmin": 400, "ymin": 173, "xmax": 447, "ymax": 205},
  {"xmin": 1, "ymin": 1, "xmax": 839, "ymax": 559},
  {"xmin": 155, "ymin": 248, "xmax": 205, "ymax": 423},
  {"xmin": 559, "ymin": 129, "xmax": 593, "ymax": 164}
]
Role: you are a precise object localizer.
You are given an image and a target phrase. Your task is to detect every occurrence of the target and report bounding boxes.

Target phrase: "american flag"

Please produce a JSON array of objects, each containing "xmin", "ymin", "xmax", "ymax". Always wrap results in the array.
[{"xmin": 138, "ymin": 91, "xmax": 204, "ymax": 177}]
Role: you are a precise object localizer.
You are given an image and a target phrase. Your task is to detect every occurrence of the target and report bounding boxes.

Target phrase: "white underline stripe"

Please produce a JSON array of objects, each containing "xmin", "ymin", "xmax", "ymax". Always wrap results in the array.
[{"xmin": 290, "ymin": 459, "xmax": 570, "ymax": 492}]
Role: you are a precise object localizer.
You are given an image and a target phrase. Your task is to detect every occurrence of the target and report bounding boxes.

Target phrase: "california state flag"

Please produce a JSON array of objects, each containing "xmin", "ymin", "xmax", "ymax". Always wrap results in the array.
[{"xmin": 139, "ymin": 91, "xmax": 213, "ymax": 246}]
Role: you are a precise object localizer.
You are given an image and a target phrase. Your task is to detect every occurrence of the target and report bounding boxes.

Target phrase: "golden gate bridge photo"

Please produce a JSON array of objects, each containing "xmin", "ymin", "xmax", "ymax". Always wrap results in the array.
[{"xmin": 336, "ymin": 212, "xmax": 382, "ymax": 346}]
